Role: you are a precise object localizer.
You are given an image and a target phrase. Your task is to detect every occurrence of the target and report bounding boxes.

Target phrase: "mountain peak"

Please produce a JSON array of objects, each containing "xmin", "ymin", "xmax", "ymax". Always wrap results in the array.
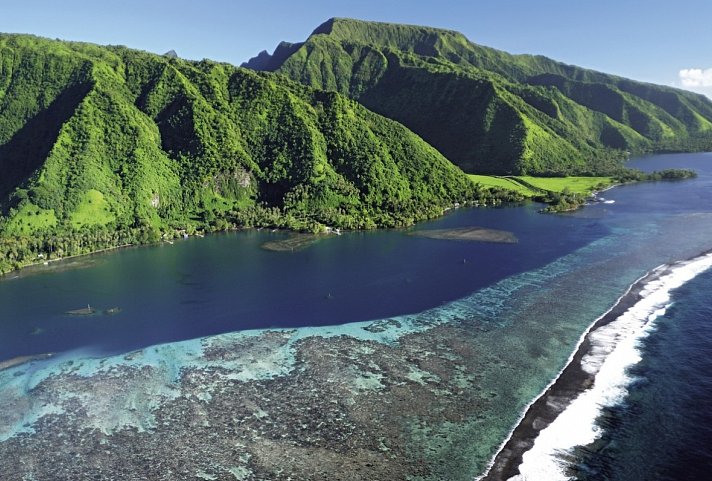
[
  {"xmin": 310, "ymin": 17, "xmax": 337, "ymax": 36},
  {"xmin": 242, "ymin": 40, "xmax": 302, "ymax": 71},
  {"xmin": 308, "ymin": 17, "xmax": 466, "ymax": 54},
  {"xmin": 243, "ymin": 18, "xmax": 467, "ymax": 71},
  {"xmin": 244, "ymin": 18, "xmax": 712, "ymax": 175}
]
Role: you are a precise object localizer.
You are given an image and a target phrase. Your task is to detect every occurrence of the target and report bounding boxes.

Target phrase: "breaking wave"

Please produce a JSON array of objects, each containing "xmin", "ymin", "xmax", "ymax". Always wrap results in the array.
[{"xmin": 508, "ymin": 252, "xmax": 712, "ymax": 481}]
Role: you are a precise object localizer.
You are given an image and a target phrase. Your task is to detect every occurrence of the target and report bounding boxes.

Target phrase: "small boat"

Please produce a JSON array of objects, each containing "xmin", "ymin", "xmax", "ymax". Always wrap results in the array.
[{"xmin": 65, "ymin": 304, "xmax": 97, "ymax": 316}]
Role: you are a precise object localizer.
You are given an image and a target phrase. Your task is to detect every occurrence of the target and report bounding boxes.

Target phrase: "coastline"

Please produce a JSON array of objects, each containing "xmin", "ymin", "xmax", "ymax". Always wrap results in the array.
[
  {"xmin": 474, "ymin": 267, "xmax": 656, "ymax": 481},
  {"xmin": 3, "ymin": 213, "xmax": 712, "ymax": 478},
  {"xmin": 477, "ymin": 249, "xmax": 712, "ymax": 481},
  {"xmin": 2, "ymin": 155, "xmax": 709, "ymax": 477},
  {"xmin": 0, "ymin": 243, "xmax": 135, "ymax": 279},
  {"xmin": 0, "ymin": 176, "xmax": 625, "ymax": 279},
  {"xmin": 0, "ymin": 353, "xmax": 54, "ymax": 372}
]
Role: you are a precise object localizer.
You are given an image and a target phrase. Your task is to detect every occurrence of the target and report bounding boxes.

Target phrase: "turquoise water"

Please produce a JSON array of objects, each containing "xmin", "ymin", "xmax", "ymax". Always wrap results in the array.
[{"xmin": 1, "ymin": 153, "xmax": 712, "ymax": 479}]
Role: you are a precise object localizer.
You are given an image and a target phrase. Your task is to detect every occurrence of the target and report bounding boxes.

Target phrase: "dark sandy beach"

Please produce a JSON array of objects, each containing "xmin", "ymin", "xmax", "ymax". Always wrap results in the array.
[{"xmin": 480, "ymin": 265, "xmax": 670, "ymax": 480}]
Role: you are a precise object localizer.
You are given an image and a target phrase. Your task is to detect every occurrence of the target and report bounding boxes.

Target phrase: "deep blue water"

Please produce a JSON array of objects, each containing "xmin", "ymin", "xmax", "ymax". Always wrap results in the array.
[
  {"xmin": 576, "ymin": 268, "xmax": 712, "ymax": 481},
  {"xmin": 0, "ymin": 199, "xmax": 604, "ymax": 360}
]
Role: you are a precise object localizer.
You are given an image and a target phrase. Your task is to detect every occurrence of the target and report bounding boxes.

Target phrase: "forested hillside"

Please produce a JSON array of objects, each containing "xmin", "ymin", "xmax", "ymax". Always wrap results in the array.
[
  {"xmin": 0, "ymin": 34, "xmax": 509, "ymax": 273},
  {"xmin": 245, "ymin": 18, "xmax": 712, "ymax": 175},
  {"xmin": 3, "ymin": 18, "xmax": 708, "ymax": 273}
]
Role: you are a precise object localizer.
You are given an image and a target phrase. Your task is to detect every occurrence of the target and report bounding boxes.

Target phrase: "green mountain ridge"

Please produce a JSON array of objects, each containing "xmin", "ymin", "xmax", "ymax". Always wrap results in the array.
[
  {"xmin": 2, "ymin": 19, "xmax": 709, "ymax": 272},
  {"xmin": 244, "ymin": 17, "xmax": 712, "ymax": 175},
  {"xmin": 0, "ymin": 33, "xmax": 505, "ymax": 273}
]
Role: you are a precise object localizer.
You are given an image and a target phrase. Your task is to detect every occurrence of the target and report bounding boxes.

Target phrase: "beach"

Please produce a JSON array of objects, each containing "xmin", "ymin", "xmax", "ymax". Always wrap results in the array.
[{"xmin": 481, "ymin": 250, "xmax": 712, "ymax": 480}]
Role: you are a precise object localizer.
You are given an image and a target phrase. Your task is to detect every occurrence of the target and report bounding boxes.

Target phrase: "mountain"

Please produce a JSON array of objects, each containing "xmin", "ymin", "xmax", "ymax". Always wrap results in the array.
[
  {"xmin": 0, "ymin": 33, "xmax": 501, "ymax": 271},
  {"xmin": 244, "ymin": 18, "xmax": 712, "ymax": 175}
]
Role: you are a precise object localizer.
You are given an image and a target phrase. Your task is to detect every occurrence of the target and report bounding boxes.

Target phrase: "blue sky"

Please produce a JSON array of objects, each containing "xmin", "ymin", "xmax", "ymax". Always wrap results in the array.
[{"xmin": 3, "ymin": 0, "xmax": 712, "ymax": 96}]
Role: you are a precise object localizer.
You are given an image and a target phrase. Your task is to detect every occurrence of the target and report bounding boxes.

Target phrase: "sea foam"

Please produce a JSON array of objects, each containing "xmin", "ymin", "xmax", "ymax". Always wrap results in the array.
[{"xmin": 508, "ymin": 252, "xmax": 712, "ymax": 481}]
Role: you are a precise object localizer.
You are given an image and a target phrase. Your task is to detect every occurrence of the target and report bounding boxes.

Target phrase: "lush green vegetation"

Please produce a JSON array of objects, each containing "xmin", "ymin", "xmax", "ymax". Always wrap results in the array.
[
  {"xmin": 69, "ymin": 189, "xmax": 115, "ymax": 228},
  {"xmin": 468, "ymin": 175, "xmax": 538, "ymax": 197},
  {"xmin": 4, "ymin": 203, "xmax": 58, "ymax": 235},
  {"xmin": 246, "ymin": 18, "xmax": 712, "ymax": 175},
  {"xmin": 471, "ymin": 170, "xmax": 694, "ymax": 213},
  {"xmin": 471, "ymin": 173, "xmax": 610, "ymax": 213},
  {"xmin": 613, "ymin": 168, "xmax": 698, "ymax": 182},
  {"xmin": 516, "ymin": 176, "xmax": 612, "ymax": 194},
  {"xmin": 0, "ymin": 25, "xmax": 705, "ymax": 274},
  {"xmin": 469, "ymin": 174, "xmax": 611, "ymax": 197},
  {"xmin": 0, "ymin": 33, "xmax": 522, "ymax": 274},
  {"xmin": 540, "ymin": 168, "xmax": 697, "ymax": 212}
]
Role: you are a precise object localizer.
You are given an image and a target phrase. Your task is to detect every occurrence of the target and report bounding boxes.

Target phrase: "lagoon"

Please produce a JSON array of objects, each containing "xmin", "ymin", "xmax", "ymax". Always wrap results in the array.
[{"xmin": 0, "ymin": 193, "xmax": 602, "ymax": 361}]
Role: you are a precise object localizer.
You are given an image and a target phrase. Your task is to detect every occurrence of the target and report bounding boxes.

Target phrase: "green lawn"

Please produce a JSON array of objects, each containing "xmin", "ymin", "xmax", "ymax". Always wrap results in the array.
[
  {"xmin": 468, "ymin": 175, "xmax": 538, "ymax": 197},
  {"xmin": 4, "ymin": 203, "xmax": 58, "ymax": 235},
  {"xmin": 70, "ymin": 189, "xmax": 115, "ymax": 228},
  {"xmin": 516, "ymin": 176, "xmax": 612, "ymax": 194},
  {"xmin": 470, "ymin": 175, "xmax": 612, "ymax": 197}
]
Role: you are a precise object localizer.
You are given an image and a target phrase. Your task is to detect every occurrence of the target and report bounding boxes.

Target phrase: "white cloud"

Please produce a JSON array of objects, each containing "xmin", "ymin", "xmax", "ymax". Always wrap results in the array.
[{"xmin": 679, "ymin": 68, "xmax": 712, "ymax": 87}]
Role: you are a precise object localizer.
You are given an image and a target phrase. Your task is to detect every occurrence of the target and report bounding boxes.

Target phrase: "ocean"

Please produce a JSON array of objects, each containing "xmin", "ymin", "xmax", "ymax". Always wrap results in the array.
[
  {"xmin": 573, "ymin": 261, "xmax": 712, "ymax": 480},
  {"xmin": 484, "ymin": 153, "xmax": 712, "ymax": 480},
  {"xmin": 487, "ymin": 252, "xmax": 712, "ymax": 480}
]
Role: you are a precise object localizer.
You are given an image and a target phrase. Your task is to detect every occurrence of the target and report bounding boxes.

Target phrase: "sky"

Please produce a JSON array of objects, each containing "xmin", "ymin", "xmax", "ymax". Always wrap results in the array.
[{"xmin": 2, "ymin": 0, "xmax": 711, "ymax": 97}]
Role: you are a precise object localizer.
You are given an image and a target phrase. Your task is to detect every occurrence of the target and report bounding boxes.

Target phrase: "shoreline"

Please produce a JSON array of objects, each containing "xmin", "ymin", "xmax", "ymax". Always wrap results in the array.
[
  {"xmin": 477, "ymin": 249, "xmax": 712, "ymax": 480},
  {"xmin": 0, "ymin": 353, "xmax": 54, "ymax": 372},
  {"xmin": 0, "ymin": 243, "xmax": 135, "ymax": 279},
  {"xmin": 0, "ymin": 177, "xmax": 620, "ymax": 280},
  {"xmin": 0, "ymin": 223, "xmax": 349, "ymax": 279},
  {"xmin": 476, "ymin": 266, "xmax": 663, "ymax": 480}
]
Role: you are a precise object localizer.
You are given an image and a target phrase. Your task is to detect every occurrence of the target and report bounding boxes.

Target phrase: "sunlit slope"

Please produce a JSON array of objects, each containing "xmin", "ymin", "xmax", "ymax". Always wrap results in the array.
[
  {"xmin": 245, "ymin": 18, "xmax": 712, "ymax": 175},
  {"xmin": 0, "ymin": 33, "xmax": 484, "ymax": 241}
]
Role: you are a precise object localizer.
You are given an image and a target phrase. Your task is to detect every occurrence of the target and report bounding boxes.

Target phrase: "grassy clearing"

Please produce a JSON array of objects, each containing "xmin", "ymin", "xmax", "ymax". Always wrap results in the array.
[
  {"xmin": 516, "ymin": 176, "xmax": 612, "ymax": 194},
  {"xmin": 468, "ymin": 175, "xmax": 537, "ymax": 197},
  {"xmin": 470, "ymin": 175, "xmax": 612, "ymax": 197},
  {"xmin": 4, "ymin": 203, "xmax": 58, "ymax": 235},
  {"xmin": 70, "ymin": 189, "xmax": 115, "ymax": 228},
  {"xmin": 203, "ymin": 192, "xmax": 254, "ymax": 214}
]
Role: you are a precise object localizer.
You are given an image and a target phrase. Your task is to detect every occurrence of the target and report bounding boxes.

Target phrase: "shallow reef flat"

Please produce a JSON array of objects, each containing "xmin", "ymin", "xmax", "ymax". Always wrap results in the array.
[
  {"xmin": 408, "ymin": 227, "xmax": 518, "ymax": 244},
  {"xmin": 260, "ymin": 234, "xmax": 324, "ymax": 252},
  {"xmin": 1, "ymin": 308, "xmax": 499, "ymax": 480},
  {"xmin": 0, "ymin": 353, "xmax": 53, "ymax": 371}
]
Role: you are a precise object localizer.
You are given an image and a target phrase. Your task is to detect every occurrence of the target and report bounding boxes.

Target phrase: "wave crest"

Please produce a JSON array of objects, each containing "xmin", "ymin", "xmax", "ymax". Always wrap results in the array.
[{"xmin": 507, "ymin": 252, "xmax": 712, "ymax": 481}]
